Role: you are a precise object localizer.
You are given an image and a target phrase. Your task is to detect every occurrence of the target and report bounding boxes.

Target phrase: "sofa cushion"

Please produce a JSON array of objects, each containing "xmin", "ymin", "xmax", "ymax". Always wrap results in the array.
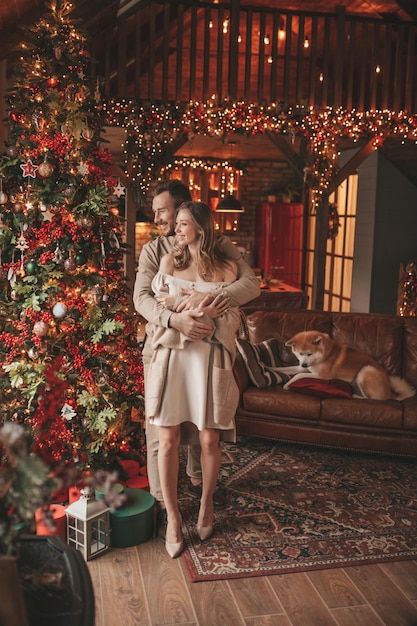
[
  {"xmin": 287, "ymin": 377, "xmax": 353, "ymax": 399},
  {"xmin": 235, "ymin": 337, "xmax": 289, "ymax": 387},
  {"xmin": 321, "ymin": 397, "xmax": 404, "ymax": 429}
]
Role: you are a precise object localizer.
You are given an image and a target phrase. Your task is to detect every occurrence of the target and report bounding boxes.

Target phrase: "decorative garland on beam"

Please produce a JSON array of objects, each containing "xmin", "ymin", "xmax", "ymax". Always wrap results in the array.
[{"xmin": 104, "ymin": 98, "xmax": 417, "ymax": 208}]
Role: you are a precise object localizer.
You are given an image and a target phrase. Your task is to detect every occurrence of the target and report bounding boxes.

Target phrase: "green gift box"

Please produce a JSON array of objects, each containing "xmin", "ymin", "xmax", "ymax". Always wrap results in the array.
[{"xmin": 109, "ymin": 487, "xmax": 154, "ymax": 548}]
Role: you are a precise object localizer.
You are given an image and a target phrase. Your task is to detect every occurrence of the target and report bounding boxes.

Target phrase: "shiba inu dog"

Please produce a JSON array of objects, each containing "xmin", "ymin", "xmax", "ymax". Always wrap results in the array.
[{"xmin": 283, "ymin": 331, "xmax": 415, "ymax": 401}]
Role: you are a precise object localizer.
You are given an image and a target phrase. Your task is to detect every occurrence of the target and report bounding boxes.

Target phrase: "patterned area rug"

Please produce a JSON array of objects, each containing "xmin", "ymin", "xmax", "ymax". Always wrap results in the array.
[{"xmin": 179, "ymin": 437, "xmax": 417, "ymax": 582}]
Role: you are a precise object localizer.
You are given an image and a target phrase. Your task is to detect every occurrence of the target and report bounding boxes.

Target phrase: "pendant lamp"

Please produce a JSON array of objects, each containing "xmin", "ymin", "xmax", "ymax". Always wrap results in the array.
[{"xmin": 215, "ymin": 194, "xmax": 244, "ymax": 212}]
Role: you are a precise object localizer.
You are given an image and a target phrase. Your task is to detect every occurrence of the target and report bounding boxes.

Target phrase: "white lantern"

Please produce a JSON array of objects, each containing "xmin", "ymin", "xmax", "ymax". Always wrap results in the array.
[{"xmin": 65, "ymin": 487, "xmax": 110, "ymax": 560}]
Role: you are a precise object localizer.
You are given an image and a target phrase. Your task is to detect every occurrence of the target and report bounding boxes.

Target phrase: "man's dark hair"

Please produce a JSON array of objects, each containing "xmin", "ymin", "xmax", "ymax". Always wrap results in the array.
[{"xmin": 154, "ymin": 179, "xmax": 192, "ymax": 209}]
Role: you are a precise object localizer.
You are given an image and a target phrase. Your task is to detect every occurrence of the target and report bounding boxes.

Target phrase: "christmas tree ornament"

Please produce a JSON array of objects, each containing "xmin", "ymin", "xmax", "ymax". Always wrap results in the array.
[
  {"xmin": 6, "ymin": 145, "xmax": 18, "ymax": 158},
  {"xmin": 64, "ymin": 257, "xmax": 77, "ymax": 272},
  {"xmin": 10, "ymin": 110, "xmax": 24, "ymax": 124},
  {"xmin": 25, "ymin": 259, "xmax": 39, "ymax": 275},
  {"xmin": 53, "ymin": 245, "xmax": 64, "ymax": 264},
  {"xmin": 10, "ymin": 289, "xmax": 21, "ymax": 301},
  {"xmin": 61, "ymin": 122, "xmax": 72, "ymax": 138},
  {"xmin": 37, "ymin": 161, "xmax": 55, "ymax": 179},
  {"xmin": 52, "ymin": 302, "xmax": 68, "ymax": 319},
  {"xmin": 82, "ymin": 127, "xmax": 94, "ymax": 141},
  {"xmin": 77, "ymin": 162, "xmax": 89, "ymax": 176},
  {"xmin": 33, "ymin": 321, "xmax": 50, "ymax": 337},
  {"xmin": 32, "ymin": 111, "xmax": 46, "ymax": 132},
  {"xmin": 61, "ymin": 403, "xmax": 77, "ymax": 421},
  {"xmin": 95, "ymin": 370, "xmax": 109, "ymax": 387},
  {"xmin": 85, "ymin": 284, "xmax": 104, "ymax": 304},
  {"xmin": 13, "ymin": 201, "xmax": 23, "ymax": 213},
  {"xmin": 109, "ymin": 230, "xmax": 120, "ymax": 249},
  {"xmin": 113, "ymin": 180, "xmax": 126, "ymax": 198},
  {"xmin": 64, "ymin": 185, "xmax": 75, "ymax": 200},
  {"xmin": 54, "ymin": 47, "xmax": 62, "ymax": 60},
  {"xmin": 94, "ymin": 79, "xmax": 101, "ymax": 103},
  {"xmin": 20, "ymin": 159, "xmax": 39, "ymax": 179},
  {"xmin": 28, "ymin": 346, "xmax": 38, "ymax": 359},
  {"xmin": 75, "ymin": 251, "xmax": 87, "ymax": 265},
  {"xmin": 0, "ymin": 192, "xmax": 7, "ymax": 205},
  {"xmin": 15, "ymin": 234, "xmax": 29, "ymax": 250}
]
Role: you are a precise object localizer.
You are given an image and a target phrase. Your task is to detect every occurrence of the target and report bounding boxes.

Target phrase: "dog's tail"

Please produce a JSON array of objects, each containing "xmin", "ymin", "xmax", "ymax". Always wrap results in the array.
[{"xmin": 390, "ymin": 376, "xmax": 416, "ymax": 401}]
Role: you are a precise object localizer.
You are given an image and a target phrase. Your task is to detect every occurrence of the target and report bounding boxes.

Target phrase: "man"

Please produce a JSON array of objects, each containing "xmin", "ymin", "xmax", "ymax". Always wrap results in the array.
[{"xmin": 133, "ymin": 179, "xmax": 260, "ymax": 536}]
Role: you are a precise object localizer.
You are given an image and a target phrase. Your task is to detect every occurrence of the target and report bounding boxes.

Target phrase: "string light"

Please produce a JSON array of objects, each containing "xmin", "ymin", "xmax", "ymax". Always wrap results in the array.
[{"xmin": 105, "ymin": 98, "xmax": 417, "ymax": 210}]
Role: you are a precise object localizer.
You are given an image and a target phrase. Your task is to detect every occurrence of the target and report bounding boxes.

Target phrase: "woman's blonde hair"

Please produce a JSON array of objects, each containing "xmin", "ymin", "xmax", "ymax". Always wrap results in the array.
[{"xmin": 173, "ymin": 201, "xmax": 229, "ymax": 280}]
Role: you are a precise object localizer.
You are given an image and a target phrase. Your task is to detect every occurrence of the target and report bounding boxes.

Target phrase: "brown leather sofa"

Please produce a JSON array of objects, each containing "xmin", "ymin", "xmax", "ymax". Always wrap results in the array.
[{"xmin": 234, "ymin": 310, "xmax": 417, "ymax": 456}]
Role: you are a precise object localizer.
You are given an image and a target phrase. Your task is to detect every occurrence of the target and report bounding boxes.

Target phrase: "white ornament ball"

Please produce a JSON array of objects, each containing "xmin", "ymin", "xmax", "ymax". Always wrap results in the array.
[{"xmin": 52, "ymin": 302, "xmax": 68, "ymax": 318}]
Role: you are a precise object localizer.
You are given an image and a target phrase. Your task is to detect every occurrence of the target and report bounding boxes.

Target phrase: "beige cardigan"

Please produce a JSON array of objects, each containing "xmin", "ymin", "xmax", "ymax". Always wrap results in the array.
[{"xmin": 144, "ymin": 307, "xmax": 240, "ymax": 427}]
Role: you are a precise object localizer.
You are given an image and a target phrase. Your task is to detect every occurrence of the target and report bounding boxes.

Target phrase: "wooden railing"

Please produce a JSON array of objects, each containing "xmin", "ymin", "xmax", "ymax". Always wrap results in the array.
[{"xmin": 91, "ymin": 1, "xmax": 417, "ymax": 112}]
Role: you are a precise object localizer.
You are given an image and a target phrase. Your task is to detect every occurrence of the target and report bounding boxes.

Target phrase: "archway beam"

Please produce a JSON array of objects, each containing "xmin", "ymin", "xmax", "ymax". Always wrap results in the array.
[{"xmin": 327, "ymin": 137, "xmax": 376, "ymax": 195}]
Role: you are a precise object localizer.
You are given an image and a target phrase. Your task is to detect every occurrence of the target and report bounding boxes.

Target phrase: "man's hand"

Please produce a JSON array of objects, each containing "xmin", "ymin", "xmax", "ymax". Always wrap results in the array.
[
  {"xmin": 169, "ymin": 310, "xmax": 212, "ymax": 339},
  {"xmin": 176, "ymin": 288, "xmax": 210, "ymax": 311}
]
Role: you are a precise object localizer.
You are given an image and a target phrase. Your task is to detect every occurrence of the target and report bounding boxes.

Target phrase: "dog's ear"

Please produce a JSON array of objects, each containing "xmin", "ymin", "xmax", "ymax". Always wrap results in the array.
[
  {"xmin": 285, "ymin": 338, "xmax": 296, "ymax": 347},
  {"xmin": 312, "ymin": 335, "xmax": 323, "ymax": 345}
]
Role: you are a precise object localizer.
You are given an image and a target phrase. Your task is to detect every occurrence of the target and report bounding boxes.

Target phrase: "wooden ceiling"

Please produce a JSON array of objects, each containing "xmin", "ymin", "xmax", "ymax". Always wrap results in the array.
[
  {"xmin": 2, "ymin": 0, "xmax": 417, "ymax": 186},
  {"xmin": 1, "ymin": 0, "xmax": 417, "ymax": 63}
]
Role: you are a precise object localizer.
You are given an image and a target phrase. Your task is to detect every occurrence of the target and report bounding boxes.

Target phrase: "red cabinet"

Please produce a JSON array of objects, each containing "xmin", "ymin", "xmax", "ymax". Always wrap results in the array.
[{"xmin": 257, "ymin": 202, "xmax": 304, "ymax": 289}]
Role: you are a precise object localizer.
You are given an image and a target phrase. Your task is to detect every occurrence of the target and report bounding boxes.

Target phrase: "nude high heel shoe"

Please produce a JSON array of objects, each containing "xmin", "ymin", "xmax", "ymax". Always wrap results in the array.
[
  {"xmin": 165, "ymin": 514, "xmax": 183, "ymax": 558},
  {"xmin": 165, "ymin": 537, "xmax": 184, "ymax": 558},
  {"xmin": 196, "ymin": 525, "xmax": 213, "ymax": 541}
]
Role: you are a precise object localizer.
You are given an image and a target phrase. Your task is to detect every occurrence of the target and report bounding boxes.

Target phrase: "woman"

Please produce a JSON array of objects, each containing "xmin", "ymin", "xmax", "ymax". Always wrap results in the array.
[{"xmin": 145, "ymin": 200, "xmax": 241, "ymax": 558}]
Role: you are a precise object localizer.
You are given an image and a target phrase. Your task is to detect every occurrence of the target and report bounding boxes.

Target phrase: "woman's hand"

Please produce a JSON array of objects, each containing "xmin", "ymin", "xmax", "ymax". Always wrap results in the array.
[
  {"xmin": 198, "ymin": 293, "xmax": 230, "ymax": 319},
  {"xmin": 155, "ymin": 294, "xmax": 177, "ymax": 309},
  {"xmin": 176, "ymin": 288, "xmax": 208, "ymax": 311}
]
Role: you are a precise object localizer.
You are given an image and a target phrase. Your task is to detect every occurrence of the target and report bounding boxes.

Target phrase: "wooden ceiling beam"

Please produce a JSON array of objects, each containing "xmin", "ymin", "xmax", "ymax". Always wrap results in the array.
[
  {"xmin": 266, "ymin": 132, "xmax": 304, "ymax": 180},
  {"xmin": 327, "ymin": 138, "xmax": 376, "ymax": 195},
  {"xmin": 392, "ymin": 0, "xmax": 417, "ymax": 21}
]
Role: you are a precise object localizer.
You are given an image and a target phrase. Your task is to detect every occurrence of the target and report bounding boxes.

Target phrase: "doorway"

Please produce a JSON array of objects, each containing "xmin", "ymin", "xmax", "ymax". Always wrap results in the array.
[{"xmin": 305, "ymin": 174, "xmax": 358, "ymax": 312}]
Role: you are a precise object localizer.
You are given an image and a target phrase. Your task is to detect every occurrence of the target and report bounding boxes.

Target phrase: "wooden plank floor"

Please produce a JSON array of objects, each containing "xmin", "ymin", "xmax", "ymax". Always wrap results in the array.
[{"xmin": 87, "ymin": 539, "xmax": 417, "ymax": 626}]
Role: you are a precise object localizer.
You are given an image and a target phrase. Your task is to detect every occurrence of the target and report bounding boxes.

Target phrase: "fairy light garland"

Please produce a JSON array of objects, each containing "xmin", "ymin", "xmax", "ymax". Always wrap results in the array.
[{"xmin": 104, "ymin": 99, "xmax": 417, "ymax": 208}]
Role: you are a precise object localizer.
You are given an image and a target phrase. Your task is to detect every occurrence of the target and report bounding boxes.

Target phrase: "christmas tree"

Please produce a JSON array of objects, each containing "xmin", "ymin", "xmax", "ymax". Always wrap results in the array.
[
  {"xmin": 397, "ymin": 262, "xmax": 417, "ymax": 316},
  {"xmin": 0, "ymin": 1, "xmax": 145, "ymax": 468}
]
